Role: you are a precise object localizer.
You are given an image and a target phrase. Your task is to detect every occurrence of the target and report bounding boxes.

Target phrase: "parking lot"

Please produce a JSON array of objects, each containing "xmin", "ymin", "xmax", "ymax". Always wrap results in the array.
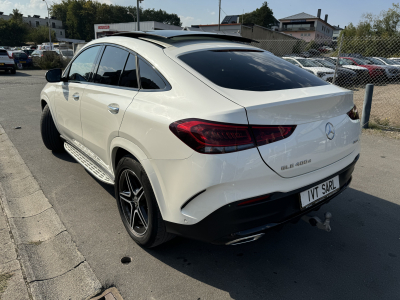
[{"xmin": 1, "ymin": 69, "xmax": 400, "ymax": 299}]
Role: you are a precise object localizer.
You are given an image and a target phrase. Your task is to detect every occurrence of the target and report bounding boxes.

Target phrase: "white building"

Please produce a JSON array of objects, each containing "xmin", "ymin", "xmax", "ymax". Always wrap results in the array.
[
  {"xmin": 94, "ymin": 21, "xmax": 182, "ymax": 39},
  {"xmin": 332, "ymin": 26, "xmax": 344, "ymax": 42},
  {"xmin": 0, "ymin": 12, "xmax": 65, "ymax": 40}
]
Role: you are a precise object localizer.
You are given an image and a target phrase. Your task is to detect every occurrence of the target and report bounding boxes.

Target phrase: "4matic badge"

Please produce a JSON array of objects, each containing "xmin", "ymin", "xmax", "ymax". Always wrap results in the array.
[{"xmin": 281, "ymin": 159, "xmax": 312, "ymax": 171}]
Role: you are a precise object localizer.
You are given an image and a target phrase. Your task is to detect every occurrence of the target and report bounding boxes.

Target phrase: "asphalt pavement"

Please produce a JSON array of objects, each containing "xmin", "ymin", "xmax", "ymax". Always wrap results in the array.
[{"xmin": 1, "ymin": 69, "xmax": 399, "ymax": 300}]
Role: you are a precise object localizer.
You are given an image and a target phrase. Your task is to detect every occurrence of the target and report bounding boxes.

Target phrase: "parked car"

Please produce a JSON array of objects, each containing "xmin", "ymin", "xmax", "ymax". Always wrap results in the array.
[
  {"xmin": 59, "ymin": 49, "xmax": 74, "ymax": 60},
  {"xmin": 31, "ymin": 50, "xmax": 59, "ymax": 58},
  {"xmin": 372, "ymin": 57, "xmax": 400, "ymax": 67},
  {"xmin": 0, "ymin": 49, "xmax": 16, "ymax": 74},
  {"xmin": 283, "ymin": 57, "xmax": 334, "ymax": 82},
  {"xmin": 364, "ymin": 57, "xmax": 400, "ymax": 81},
  {"xmin": 325, "ymin": 57, "xmax": 370, "ymax": 83},
  {"xmin": 10, "ymin": 51, "xmax": 32, "ymax": 68},
  {"xmin": 389, "ymin": 57, "xmax": 400, "ymax": 64},
  {"xmin": 40, "ymin": 31, "xmax": 360, "ymax": 247},
  {"xmin": 340, "ymin": 57, "xmax": 386, "ymax": 81},
  {"xmin": 23, "ymin": 49, "xmax": 35, "ymax": 57},
  {"xmin": 310, "ymin": 58, "xmax": 357, "ymax": 85}
]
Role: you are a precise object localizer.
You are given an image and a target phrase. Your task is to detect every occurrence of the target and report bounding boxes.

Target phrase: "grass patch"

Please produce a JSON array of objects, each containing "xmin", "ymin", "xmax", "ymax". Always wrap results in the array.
[{"xmin": 0, "ymin": 273, "xmax": 14, "ymax": 295}]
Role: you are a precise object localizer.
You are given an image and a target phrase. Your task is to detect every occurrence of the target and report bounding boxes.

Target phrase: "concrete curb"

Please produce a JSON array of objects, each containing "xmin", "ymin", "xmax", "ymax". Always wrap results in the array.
[{"xmin": 0, "ymin": 124, "xmax": 102, "ymax": 299}]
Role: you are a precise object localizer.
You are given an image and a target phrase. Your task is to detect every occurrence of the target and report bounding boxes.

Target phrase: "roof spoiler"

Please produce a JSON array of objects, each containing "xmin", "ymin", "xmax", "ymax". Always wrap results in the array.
[{"xmin": 112, "ymin": 30, "xmax": 259, "ymax": 44}]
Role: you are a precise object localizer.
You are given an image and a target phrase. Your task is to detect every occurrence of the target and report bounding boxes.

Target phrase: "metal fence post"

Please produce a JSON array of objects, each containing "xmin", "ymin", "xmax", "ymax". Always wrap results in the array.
[
  {"xmin": 361, "ymin": 84, "xmax": 374, "ymax": 129},
  {"xmin": 332, "ymin": 34, "xmax": 344, "ymax": 85}
]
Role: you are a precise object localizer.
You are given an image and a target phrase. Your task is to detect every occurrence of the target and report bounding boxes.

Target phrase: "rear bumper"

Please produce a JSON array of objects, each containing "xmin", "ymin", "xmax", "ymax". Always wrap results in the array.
[
  {"xmin": 0, "ymin": 64, "xmax": 15, "ymax": 70},
  {"xmin": 165, "ymin": 154, "xmax": 359, "ymax": 245}
]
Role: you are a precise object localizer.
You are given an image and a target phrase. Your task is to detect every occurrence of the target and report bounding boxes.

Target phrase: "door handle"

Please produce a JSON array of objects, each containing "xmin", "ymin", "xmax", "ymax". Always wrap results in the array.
[
  {"xmin": 72, "ymin": 93, "xmax": 79, "ymax": 101},
  {"xmin": 107, "ymin": 104, "xmax": 119, "ymax": 114}
]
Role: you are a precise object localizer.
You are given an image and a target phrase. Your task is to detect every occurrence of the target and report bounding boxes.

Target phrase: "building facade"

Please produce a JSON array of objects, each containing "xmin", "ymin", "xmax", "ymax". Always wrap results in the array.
[
  {"xmin": 94, "ymin": 21, "xmax": 182, "ymax": 39},
  {"xmin": 0, "ymin": 12, "xmax": 65, "ymax": 40},
  {"xmin": 279, "ymin": 10, "xmax": 334, "ymax": 42},
  {"xmin": 332, "ymin": 26, "xmax": 344, "ymax": 41}
]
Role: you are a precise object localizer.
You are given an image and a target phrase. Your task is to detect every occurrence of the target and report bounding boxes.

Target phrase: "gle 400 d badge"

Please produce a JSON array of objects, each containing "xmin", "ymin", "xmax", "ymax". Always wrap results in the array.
[{"xmin": 281, "ymin": 159, "xmax": 312, "ymax": 171}]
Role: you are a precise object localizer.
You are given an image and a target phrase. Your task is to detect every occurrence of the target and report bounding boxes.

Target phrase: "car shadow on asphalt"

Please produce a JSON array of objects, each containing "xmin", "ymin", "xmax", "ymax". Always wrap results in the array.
[
  {"xmin": 0, "ymin": 71, "xmax": 32, "ymax": 77},
  {"xmin": 143, "ymin": 188, "xmax": 400, "ymax": 299}
]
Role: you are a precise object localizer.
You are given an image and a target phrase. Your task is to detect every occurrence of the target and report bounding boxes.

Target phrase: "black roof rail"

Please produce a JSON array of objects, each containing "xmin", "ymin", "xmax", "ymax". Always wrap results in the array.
[{"xmin": 112, "ymin": 30, "xmax": 258, "ymax": 44}]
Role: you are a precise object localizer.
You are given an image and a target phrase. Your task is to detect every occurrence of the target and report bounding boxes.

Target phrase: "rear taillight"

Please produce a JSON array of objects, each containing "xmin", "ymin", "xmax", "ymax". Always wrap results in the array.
[
  {"xmin": 169, "ymin": 119, "xmax": 296, "ymax": 154},
  {"xmin": 347, "ymin": 105, "xmax": 360, "ymax": 120},
  {"xmin": 8, "ymin": 53, "xmax": 13, "ymax": 59},
  {"xmin": 252, "ymin": 125, "xmax": 296, "ymax": 146}
]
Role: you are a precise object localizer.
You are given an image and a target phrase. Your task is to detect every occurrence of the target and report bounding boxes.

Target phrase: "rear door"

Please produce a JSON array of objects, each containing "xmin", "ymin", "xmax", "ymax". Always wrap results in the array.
[
  {"xmin": 54, "ymin": 45, "xmax": 101, "ymax": 143},
  {"xmin": 80, "ymin": 45, "xmax": 139, "ymax": 167}
]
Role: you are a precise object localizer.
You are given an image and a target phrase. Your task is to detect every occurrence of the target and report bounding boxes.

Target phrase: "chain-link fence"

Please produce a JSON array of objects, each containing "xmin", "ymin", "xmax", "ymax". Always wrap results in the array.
[{"xmin": 251, "ymin": 36, "xmax": 400, "ymax": 130}]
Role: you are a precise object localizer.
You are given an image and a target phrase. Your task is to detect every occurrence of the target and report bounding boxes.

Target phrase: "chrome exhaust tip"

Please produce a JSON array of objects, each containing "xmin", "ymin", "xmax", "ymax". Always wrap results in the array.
[{"xmin": 226, "ymin": 233, "xmax": 265, "ymax": 246}]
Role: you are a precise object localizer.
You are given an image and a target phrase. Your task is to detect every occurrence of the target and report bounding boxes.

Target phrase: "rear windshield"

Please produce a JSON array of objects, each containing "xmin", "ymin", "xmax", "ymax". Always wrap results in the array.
[
  {"xmin": 178, "ymin": 50, "xmax": 328, "ymax": 91},
  {"xmin": 0, "ymin": 50, "xmax": 8, "ymax": 56},
  {"xmin": 61, "ymin": 50, "xmax": 73, "ymax": 56},
  {"xmin": 13, "ymin": 52, "xmax": 28, "ymax": 59}
]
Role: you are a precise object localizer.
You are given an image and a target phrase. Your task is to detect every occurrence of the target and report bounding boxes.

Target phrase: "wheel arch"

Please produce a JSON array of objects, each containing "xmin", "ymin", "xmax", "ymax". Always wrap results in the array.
[
  {"xmin": 110, "ymin": 137, "xmax": 169, "ymax": 220},
  {"xmin": 40, "ymin": 99, "xmax": 48, "ymax": 110}
]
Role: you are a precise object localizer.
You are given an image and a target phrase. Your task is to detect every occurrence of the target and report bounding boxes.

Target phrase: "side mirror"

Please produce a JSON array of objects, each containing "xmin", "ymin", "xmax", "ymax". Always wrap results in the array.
[{"xmin": 45, "ymin": 68, "xmax": 65, "ymax": 83}]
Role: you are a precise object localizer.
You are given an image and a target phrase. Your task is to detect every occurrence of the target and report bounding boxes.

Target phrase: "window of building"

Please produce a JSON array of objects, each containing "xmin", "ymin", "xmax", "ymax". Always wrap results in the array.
[
  {"xmin": 52, "ymin": 22, "xmax": 55, "ymax": 28},
  {"xmin": 93, "ymin": 46, "xmax": 129, "ymax": 86},
  {"xmin": 60, "ymin": 31, "xmax": 62, "ymax": 35},
  {"xmin": 119, "ymin": 54, "xmax": 138, "ymax": 88},
  {"xmin": 68, "ymin": 46, "xmax": 101, "ymax": 82},
  {"xmin": 301, "ymin": 33, "xmax": 303, "ymax": 36},
  {"xmin": 138, "ymin": 58, "xmax": 166, "ymax": 90},
  {"xmin": 36, "ymin": 21, "xmax": 39, "ymax": 26}
]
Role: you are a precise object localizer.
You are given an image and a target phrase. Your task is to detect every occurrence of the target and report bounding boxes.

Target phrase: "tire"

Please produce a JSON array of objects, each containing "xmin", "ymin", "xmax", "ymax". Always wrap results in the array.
[
  {"xmin": 115, "ymin": 155, "xmax": 174, "ymax": 248},
  {"xmin": 40, "ymin": 104, "xmax": 65, "ymax": 152}
]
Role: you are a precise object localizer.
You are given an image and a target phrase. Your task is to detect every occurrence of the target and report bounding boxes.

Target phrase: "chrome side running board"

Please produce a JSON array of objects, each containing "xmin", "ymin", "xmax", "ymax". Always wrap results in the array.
[
  {"xmin": 64, "ymin": 142, "xmax": 114, "ymax": 185},
  {"xmin": 226, "ymin": 233, "xmax": 265, "ymax": 246}
]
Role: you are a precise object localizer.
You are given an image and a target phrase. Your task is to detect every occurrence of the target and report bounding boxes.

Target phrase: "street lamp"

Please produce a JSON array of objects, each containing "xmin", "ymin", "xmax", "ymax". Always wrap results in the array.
[
  {"xmin": 127, "ymin": 11, "xmax": 137, "ymax": 31},
  {"xmin": 42, "ymin": 0, "xmax": 52, "ymax": 49},
  {"xmin": 137, "ymin": 0, "xmax": 143, "ymax": 31}
]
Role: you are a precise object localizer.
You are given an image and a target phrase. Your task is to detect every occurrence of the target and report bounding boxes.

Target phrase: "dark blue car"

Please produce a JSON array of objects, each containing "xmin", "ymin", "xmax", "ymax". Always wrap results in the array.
[{"xmin": 11, "ymin": 51, "xmax": 32, "ymax": 68}]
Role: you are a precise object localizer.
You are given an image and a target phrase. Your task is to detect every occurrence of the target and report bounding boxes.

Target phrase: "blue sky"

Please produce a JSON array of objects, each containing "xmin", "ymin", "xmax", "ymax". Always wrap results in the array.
[{"xmin": 0, "ymin": 0, "xmax": 396, "ymax": 28}]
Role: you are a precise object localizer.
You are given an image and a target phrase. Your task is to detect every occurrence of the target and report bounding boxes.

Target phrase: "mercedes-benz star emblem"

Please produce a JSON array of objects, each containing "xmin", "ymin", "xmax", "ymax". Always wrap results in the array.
[{"xmin": 325, "ymin": 123, "xmax": 335, "ymax": 140}]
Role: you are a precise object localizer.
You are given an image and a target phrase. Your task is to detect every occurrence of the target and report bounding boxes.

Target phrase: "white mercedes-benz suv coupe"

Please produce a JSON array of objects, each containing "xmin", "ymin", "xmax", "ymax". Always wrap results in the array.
[{"xmin": 40, "ymin": 31, "xmax": 361, "ymax": 247}]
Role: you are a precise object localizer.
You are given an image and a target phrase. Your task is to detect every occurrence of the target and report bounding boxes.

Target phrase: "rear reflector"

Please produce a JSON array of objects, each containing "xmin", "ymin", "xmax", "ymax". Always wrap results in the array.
[
  {"xmin": 237, "ymin": 194, "xmax": 271, "ymax": 206},
  {"xmin": 347, "ymin": 105, "xmax": 360, "ymax": 120},
  {"xmin": 170, "ymin": 119, "xmax": 296, "ymax": 154}
]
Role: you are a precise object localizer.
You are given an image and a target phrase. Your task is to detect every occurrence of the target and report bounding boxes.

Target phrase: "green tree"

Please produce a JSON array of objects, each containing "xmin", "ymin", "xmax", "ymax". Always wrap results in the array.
[
  {"xmin": 0, "ymin": 9, "xmax": 29, "ymax": 46},
  {"xmin": 50, "ymin": 0, "xmax": 181, "ymax": 41},
  {"xmin": 28, "ymin": 26, "xmax": 57, "ymax": 45},
  {"xmin": 241, "ymin": 2, "xmax": 275, "ymax": 28}
]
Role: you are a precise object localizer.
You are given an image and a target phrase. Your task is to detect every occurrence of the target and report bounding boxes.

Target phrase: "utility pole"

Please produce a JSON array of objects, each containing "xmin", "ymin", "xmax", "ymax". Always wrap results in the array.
[
  {"xmin": 137, "ymin": 0, "xmax": 143, "ymax": 31},
  {"xmin": 218, "ymin": 0, "xmax": 221, "ymax": 31},
  {"xmin": 42, "ymin": 0, "xmax": 51, "ymax": 49}
]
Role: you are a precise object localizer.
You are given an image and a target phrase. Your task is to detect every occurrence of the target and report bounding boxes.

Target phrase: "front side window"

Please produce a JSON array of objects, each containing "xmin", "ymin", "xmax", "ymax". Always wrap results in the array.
[
  {"xmin": 138, "ymin": 58, "xmax": 166, "ymax": 90},
  {"xmin": 119, "ymin": 54, "xmax": 138, "ymax": 88},
  {"xmin": 179, "ymin": 50, "xmax": 328, "ymax": 92},
  {"xmin": 93, "ymin": 46, "xmax": 129, "ymax": 86},
  {"xmin": 68, "ymin": 46, "xmax": 100, "ymax": 82}
]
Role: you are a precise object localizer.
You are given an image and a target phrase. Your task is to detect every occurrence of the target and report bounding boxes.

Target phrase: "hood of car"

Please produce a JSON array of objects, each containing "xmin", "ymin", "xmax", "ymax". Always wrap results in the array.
[
  {"xmin": 341, "ymin": 65, "xmax": 368, "ymax": 71},
  {"xmin": 303, "ymin": 67, "xmax": 334, "ymax": 73}
]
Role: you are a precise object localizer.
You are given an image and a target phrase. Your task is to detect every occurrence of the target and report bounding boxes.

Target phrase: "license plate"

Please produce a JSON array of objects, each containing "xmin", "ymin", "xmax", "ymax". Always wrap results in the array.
[
  {"xmin": 300, "ymin": 176, "xmax": 339, "ymax": 209},
  {"xmin": 0, "ymin": 63, "xmax": 4, "ymax": 66},
  {"xmin": 20, "ymin": 61, "xmax": 26, "ymax": 63}
]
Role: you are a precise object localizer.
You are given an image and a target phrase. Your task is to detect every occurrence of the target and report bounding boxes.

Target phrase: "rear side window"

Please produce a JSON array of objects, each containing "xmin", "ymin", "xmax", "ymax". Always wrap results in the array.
[
  {"xmin": 119, "ymin": 54, "xmax": 138, "ymax": 88},
  {"xmin": 68, "ymin": 46, "xmax": 100, "ymax": 82},
  {"xmin": 93, "ymin": 46, "xmax": 129, "ymax": 86},
  {"xmin": 138, "ymin": 58, "xmax": 165, "ymax": 90},
  {"xmin": 179, "ymin": 50, "xmax": 328, "ymax": 91}
]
